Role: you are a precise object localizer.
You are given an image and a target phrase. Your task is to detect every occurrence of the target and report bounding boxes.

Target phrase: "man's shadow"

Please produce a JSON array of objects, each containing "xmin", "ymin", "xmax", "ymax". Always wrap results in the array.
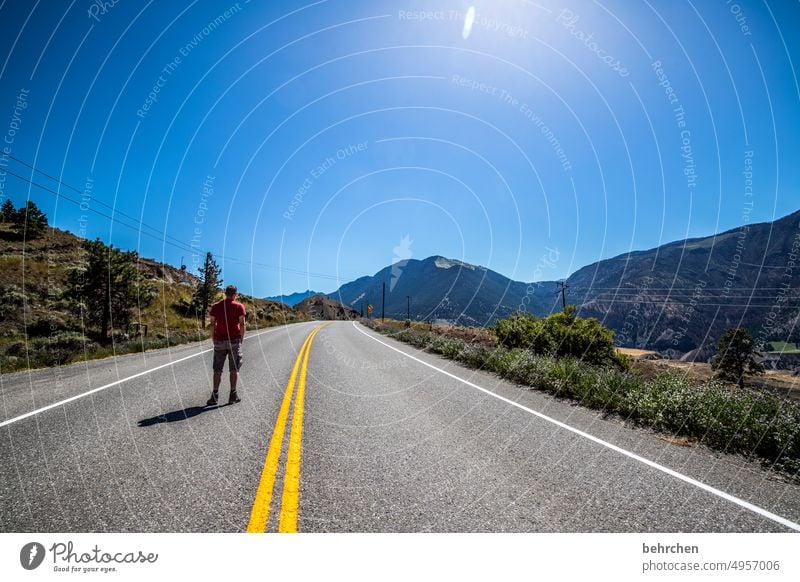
[{"xmin": 138, "ymin": 404, "xmax": 224, "ymax": 427}]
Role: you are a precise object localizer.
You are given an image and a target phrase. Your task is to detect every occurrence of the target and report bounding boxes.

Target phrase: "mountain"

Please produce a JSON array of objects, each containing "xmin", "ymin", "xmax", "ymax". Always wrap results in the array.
[
  {"xmin": 327, "ymin": 256, "xmax": 560, "ymax": 326},
  {"xmin": 320, "ymin": 209, "xmax": 799, "ymax": 356},
  {"xmin": 294, "ymin": 294, "xmax": 359, "ymax": 320},
  {"xmin": 265, "ymin": 289, "xmax": 321, "ymax": 306},
  {"xmin": 568, "ymin": 210, "xmax": 800, "ymax": 358}
]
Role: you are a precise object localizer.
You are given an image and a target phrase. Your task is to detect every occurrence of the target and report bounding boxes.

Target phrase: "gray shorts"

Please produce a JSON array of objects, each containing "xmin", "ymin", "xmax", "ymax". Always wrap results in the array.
[{"xmin": 213, "ymin": 339, "xmax": 243, "ymax": 372}]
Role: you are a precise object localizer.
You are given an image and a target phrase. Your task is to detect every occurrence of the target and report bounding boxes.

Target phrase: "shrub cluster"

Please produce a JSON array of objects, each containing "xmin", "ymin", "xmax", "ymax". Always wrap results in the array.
[
  {"xmin": 492, "ymin": 306, "xmax": 626, "ymax": 368},
  {"xmin": 363, "ymin": 319, "xmax": 800, "ymax": 477}
]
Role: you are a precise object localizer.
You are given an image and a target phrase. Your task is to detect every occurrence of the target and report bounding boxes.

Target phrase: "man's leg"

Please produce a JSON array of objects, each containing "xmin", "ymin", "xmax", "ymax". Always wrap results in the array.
[
  {"xmin": 228, "ymin": 340, "xmax": 242, "ymax": 403},
  {"xmin": 209, "ymin": 343, "xmax": 225, "ymax": 405}
]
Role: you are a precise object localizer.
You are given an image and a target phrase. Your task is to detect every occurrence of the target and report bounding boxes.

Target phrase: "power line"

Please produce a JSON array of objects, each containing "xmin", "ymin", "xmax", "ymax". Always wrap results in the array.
[
  {"xmin": 581, "ymin": 304, "xmax": 800, "ymax": 309},
  {"xmin": 7, "ymin": 155, "xmax": 799, "ymax": 290},
  {"xmin": 7, "ymin": 153, "xmax": 193, "ymax": 249},
  {"xmin": 573, "ymin": 287, "xmax": 783, "ymax": 292},
  {"xmin": 4, "ymin": 159, "xmax": 345, "ymax": 282},
  {"xmin": 3, "ymin": 168, "xmax": 198, "ymax": 253}
]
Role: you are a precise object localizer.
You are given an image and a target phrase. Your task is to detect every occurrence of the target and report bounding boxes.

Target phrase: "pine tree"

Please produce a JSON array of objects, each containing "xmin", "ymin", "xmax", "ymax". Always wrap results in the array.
[
  {"xmin": 192, "ymin": 252, "xmax": 222, "ymax": 328},
  {"xmin": 11, "ymin": 200, "xmax": 48, "ymax": 239},
  {"xmin": 70, "ymin": 239, "xmax": 153, "ymax": 342},
  {"xmin": 711, "ymin": 327, "xmax": 764, "ymax": 388},
  {"xmin": 1, "ymin": 199, "xmax": 16, "ymax": 223}
]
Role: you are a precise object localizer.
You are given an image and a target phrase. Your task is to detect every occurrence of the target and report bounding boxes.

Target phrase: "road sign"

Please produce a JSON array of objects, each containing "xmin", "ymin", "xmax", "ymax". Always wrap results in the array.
[{"xmin": 367, "ymin": 304, "xmax": 374, "ymax": 314}]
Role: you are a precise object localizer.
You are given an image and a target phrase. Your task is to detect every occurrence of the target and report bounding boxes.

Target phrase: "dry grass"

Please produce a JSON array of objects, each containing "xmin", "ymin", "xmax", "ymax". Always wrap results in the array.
[
  {"xmin": 616, "ymin": 347, "xmax": 659, "ymax": 359},
  {"xmin": 376, "ymin": 318, "xmax": 497, "ymax": 347}
]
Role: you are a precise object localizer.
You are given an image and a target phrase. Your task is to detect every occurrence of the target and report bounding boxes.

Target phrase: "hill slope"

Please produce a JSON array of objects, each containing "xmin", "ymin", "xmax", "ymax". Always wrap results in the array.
[
  {"xmin": 0, "ymin": 224, "xmax": 307, "ymax": 371},
  {"xmin": 295, "ymin": 294, "xmax": 359, "ymax": 320},
  {"xmin": 568, "ymin": 210, "xmax": 800, "ymax": 357}
]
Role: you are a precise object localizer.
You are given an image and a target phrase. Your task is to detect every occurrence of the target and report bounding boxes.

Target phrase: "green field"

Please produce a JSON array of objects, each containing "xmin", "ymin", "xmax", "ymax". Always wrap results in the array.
[{"xmin": 766, "ymin": 341, "xmax": 800, "ymax": 354}]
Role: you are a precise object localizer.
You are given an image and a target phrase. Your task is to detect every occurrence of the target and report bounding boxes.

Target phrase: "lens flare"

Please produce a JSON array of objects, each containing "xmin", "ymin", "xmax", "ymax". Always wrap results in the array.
[{"xmin": 462, "ymin": 6, "xmax": 476, "ymax": 39}]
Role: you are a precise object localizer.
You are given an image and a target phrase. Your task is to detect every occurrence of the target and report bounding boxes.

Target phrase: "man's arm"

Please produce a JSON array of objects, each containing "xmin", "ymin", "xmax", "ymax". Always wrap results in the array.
[
  {"xmin": 209, "ymin": 315, "xmax": 216, "ymax": 338},
  {"xmin": 239, "ymin": 314, "xmax": 246, "ymax": 339}
]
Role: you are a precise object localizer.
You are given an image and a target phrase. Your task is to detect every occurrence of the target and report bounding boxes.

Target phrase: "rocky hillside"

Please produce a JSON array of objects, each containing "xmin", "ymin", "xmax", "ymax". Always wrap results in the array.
[
  {"xmin": 295, "ymin": 294, "xmax": 359, "ymax": 320},
  {"xmin": 0, "ymin": 223, "xmax": 307, "ymax": 371},
  {"xmin": 568, "ymin": 210, "xmax": 800, "ymax": 358}
]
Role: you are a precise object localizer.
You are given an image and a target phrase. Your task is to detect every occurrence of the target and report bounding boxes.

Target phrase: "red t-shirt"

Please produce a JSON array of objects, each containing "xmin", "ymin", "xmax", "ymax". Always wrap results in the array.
[{"xmin": 210, "ymin": 299, "xmax": 246, "ymax": 341}]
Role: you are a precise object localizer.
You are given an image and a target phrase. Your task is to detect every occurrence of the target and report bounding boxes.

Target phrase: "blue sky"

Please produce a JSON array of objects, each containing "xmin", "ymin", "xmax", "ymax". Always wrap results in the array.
[{"xmin": 0, "ymin": 0, "xmax": 798, "ymax": 297}]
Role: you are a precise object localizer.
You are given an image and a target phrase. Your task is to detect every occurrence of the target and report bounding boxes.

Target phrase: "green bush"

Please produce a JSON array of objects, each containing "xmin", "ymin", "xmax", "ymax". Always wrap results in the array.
[
  {"xmin": 0, "ymin": 284, "xmax": 27, "ymax": 318},
  {"xmin": 493, "ymin": 306, "xmax": 620, "ymax": 368},
  {"xmin": 31, "ymin": 332, "xmax": 96, "ymax": 366}
]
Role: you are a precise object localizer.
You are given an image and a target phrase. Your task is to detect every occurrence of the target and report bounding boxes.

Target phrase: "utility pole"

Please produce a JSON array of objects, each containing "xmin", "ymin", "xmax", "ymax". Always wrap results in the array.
[
  {"xmin": 202, "ymin": 252, "xmax": 214, "ymax": 328},
  {"xmin": 198, "ymin": 253, "xmax": 207, "ymax": 328},
  {"xmin": 556, "ymin": 281, "xmax": 569, "ymax": 310},
  {"xmin": 381, "ymin": 281, "xmax": 386, "ymax": 322},
  {"xmin": 406, "ymin": 295, "xmax": 411, "ymax": 321},
  {"xmin": 360, "ymin": 302, "xmax": 364, "ymax": 318}
]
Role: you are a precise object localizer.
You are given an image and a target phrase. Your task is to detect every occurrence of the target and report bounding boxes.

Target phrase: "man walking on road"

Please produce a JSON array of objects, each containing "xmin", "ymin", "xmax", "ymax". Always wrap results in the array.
[{"xmin": 207, "ymin": 284, "xmax": 246, "ymax": 406}]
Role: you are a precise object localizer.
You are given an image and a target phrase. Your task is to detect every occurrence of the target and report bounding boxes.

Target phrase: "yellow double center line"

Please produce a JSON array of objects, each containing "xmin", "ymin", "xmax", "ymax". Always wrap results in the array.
[{"xmin": 247, "ymin": 323, "xmax": 329, "ymax": 533}]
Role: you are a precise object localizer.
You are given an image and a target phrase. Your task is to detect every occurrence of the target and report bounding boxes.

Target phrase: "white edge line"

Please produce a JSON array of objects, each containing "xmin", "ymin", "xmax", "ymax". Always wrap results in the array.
[
  {"xmin": 0, "ymin": 323, "xmax": 307, "ymax": 429},
  {"xmin": 352, "ymin": 322, "xmax": 800, "ymax": 532}
]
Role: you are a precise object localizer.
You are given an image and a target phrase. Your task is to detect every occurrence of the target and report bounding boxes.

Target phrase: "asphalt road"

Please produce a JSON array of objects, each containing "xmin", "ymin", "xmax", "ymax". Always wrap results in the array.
[{"xmin": 1, "ymin": 320, "xmax": 799, "ymax": 532}]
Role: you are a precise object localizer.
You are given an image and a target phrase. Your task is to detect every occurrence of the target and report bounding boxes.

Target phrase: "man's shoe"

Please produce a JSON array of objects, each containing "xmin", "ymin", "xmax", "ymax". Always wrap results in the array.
[
  {"xmin": 206, "ymin": 394, "xmax": 219, "ymax": 406},
  {"xmin": 228, "ymin": 392, "xmax": 241, "ymax": 404}
]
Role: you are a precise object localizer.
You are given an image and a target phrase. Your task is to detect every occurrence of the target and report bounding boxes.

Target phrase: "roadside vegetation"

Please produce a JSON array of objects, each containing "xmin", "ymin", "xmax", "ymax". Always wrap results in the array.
[
  {"xmin": 0, "ymin": 204, "xmax": 307, "ymax": 373},
  {"xmin": 362, "ymin": 312, "xmax": 800, "ymax": 479}
]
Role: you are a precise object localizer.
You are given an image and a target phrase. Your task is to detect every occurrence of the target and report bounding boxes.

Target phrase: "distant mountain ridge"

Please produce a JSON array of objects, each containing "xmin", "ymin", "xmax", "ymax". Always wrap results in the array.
[
  {"xmin": 327, "ymin": 255, "xmax": 560, "ymax": 326},
  {"xmin": 323, "ymin": 209, "xmax": 800, "ymax": 356},
  {"xmin": 265, "ymin": 289, "xmax": 322, "ymax": 306},
  {"xmin": 270, "ymin": 209, "xmax": 800, "ymax": 357}
]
